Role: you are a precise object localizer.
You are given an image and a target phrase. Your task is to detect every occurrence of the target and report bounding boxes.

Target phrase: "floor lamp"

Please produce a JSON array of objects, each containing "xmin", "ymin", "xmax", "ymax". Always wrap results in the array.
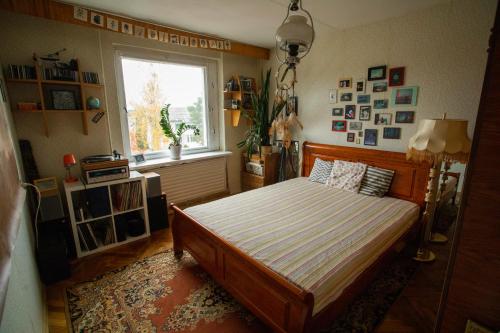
[{"xmin": 407, "ymin": 115, "xmax": 471, "ymax": 262}]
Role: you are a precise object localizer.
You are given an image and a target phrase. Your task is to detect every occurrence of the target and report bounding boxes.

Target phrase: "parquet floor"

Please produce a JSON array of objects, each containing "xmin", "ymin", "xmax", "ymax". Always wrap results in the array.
[{"xmin": 47, "ymin": 224, "xmax": 454, "ymax": 333}]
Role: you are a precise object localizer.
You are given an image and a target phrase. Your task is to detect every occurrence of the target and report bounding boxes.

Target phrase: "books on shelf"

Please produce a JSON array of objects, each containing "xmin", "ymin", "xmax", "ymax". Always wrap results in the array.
[
  {"xmin": 6, "ymin": 64, "xmax": 37, "ymax": 80},
  {"xmin": 77, "ymin": 220, "xmax": 115, "ymax": 252},
  {"xmin": 82, "ymin": 71, "xmax": 100, "ymax": 84},
  {"xmin": 112, "ymin": 181, "xmax": 142, "ymax": 212},
  {"xmin": 40, "ymin": 65, "xmax": 79, "ymax": 82}
]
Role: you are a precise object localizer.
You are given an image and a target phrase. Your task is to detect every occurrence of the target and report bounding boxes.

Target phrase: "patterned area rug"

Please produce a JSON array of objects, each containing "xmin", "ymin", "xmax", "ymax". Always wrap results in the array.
[{"xmin": 66, "ymin": 249, "xmax": 417, "ymax": 333}]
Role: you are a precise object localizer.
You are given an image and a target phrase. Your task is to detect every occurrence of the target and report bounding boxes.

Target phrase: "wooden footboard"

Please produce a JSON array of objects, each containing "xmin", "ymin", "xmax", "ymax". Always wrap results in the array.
[{"xmin": 171, "ymin": 204, "xmax": 314, "ymax": 333}]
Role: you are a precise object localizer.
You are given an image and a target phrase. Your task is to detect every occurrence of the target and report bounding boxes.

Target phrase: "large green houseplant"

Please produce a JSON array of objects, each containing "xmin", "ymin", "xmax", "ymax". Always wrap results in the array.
[
  {"xmin": 159, "ymin": 104, "xmax": 200, "ymax": 160},
  {"xmin": 237, "ymin": 69, "xmax": 286, "ymax": 158}
]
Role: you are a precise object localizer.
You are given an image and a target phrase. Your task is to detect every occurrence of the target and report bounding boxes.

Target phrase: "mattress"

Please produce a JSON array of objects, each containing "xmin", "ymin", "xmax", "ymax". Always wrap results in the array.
[{"xmin": 184, "ymin": 177, "xmax": 419, "ymax": 315}]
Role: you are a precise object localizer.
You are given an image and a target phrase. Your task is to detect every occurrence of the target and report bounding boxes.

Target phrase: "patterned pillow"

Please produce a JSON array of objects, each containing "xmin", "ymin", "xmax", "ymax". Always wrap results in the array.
[
  {"xmin": 308, "ymin": 158, "xmax": 334, "ymax": 184},
  {"xmin": 325, "ymin": 160, "xmax": 367, "ymax": 193},
  {"xmin": 359, "ymin": 166, "xmax": 395, "ymax": 197}
]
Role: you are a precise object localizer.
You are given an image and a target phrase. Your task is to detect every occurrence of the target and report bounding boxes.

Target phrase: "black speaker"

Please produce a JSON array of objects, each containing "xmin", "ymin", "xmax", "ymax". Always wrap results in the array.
[{"xmin": 147, "ymin": 194, "xmax": 168, "ymax": 232}]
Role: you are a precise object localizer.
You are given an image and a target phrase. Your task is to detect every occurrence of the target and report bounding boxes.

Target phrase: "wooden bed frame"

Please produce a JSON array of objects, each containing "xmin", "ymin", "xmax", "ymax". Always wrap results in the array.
[{"xmin": 171, "ymin": 142, "xmax": 430, "ymax": 333}]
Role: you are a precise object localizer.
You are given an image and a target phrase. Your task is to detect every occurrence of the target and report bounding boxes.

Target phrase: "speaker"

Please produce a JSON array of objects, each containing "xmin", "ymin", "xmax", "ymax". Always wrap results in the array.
[
  {"xmin": 147, "ymin": 194, "xmax": 168, "ymax": 232},
  {"xmin": 143, "ymin": 172, "xmax": 162, "ymax": 198}
]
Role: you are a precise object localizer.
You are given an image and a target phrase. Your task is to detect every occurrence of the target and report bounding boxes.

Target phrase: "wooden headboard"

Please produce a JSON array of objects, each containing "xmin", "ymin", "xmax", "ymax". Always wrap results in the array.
[{"xmin": 302, "ymin": 142, "xmax": 430, "ymax": 209}]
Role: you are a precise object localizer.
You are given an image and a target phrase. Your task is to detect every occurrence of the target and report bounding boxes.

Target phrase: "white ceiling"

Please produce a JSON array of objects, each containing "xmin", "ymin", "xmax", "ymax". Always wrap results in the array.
[{"xmin": 64, "ymin": 0, "xmax": 450, "ymax": 48}]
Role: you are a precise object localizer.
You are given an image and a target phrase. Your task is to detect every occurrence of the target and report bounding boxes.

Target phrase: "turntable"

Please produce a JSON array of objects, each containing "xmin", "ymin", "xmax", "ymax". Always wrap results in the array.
[{"xmin": 81, "ymin": 154, "xmax": 129, "ymax": 184}]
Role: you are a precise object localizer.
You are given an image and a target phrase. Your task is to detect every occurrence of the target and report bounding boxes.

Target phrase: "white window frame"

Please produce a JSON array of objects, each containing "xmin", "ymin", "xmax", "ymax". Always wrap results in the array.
[{"xmin": 114, "ymin": 47, "xmax": 220, "ymax": 160}]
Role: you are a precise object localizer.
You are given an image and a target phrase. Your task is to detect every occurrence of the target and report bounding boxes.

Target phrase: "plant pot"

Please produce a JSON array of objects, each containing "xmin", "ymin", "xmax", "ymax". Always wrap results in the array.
[
  {"xmin": 261, "ymin": 145, "xmax": 272, "ymax": 155},
  {"xmin": 169, "ymin": 145, "xmax": 182, "ymax": 160}
]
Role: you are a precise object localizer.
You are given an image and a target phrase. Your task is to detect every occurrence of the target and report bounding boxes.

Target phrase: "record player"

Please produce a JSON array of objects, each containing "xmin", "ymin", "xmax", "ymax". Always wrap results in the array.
[{"xmin": 81, "ymin": 154, "xmax": 129, "ymax": 184}]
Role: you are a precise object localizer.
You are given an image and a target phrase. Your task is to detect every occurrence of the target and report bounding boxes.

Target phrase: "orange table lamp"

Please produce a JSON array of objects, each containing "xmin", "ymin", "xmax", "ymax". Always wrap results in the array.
[{"xmin": 63, "ymin": 154, "xmax": 78, "ymax": 183}]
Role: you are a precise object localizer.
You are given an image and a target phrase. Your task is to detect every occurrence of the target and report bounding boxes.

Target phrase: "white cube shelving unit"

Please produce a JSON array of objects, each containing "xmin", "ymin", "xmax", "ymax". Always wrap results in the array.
[{"xmin": 64, "ymin": 171, "xmax": 150, "ymax": 258}]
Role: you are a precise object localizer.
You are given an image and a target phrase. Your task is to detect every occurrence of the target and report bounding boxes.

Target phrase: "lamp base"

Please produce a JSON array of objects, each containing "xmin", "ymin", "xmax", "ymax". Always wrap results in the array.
[
  {"xmin": 413, "ymin": 248, "xmax": 436, "ymax": 262},
  {"xmin": 430, "ymin": 232, "xmax": 448, "ymax": 243},
  {"xmin": 64, "ymin": 176, "xmax": 78, "ymax": 183}
]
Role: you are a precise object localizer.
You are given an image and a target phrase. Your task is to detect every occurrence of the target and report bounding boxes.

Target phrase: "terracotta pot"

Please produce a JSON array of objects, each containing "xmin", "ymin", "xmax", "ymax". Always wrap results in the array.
[{"xmin": 169, "ymin": 145, "xmax": 182, "ymax": 160}]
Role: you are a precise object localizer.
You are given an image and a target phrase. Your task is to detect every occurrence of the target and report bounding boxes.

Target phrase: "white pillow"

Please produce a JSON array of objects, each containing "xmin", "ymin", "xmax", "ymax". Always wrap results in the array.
[
  {"xmin": 325, "ymin": 160, "xmax": 367, "ymax": 193},
  {"xmin": 308, "ymin": 158, "xmax": 334, "ymax": 184}
]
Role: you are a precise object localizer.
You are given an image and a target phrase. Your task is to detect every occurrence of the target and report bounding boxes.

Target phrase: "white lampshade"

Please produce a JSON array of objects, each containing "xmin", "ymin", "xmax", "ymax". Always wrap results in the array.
[
  {"xmin": 407, "ymin": 118, "xmax": 471, "ymax": 163},
  {"xmin": 275, "ymin": 15, "xmax": 314, "ymax": 53}
]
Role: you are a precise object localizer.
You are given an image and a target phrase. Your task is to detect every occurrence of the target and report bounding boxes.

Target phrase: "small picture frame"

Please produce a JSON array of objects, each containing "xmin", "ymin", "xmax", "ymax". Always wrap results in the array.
[
  {"xmin": 170, "ymin": 34, "xmax": 179, "ymax": 44},
  {"xmin": 209, "ymin": 40, "xmax": 217, "ymax": 49},
  {"xmin": 364, "ymin": 129, "xmax": 378, "ymax": 146},
  {"xmin": 106, "ymin": 17, "xmax": 119, "ymax": 31},
  {"xmin": 121, "ymin": 22, "xmax": 133, "ymax": 34},
  {"xmin": 349, "ymin": 121, "xmax": 363, "ymax": 131},
  {"xmin": 51, "ymin": 90, "xmax": 77, "ymax": 110},
  {"xmin": 368, "ymin": 65, "xmax": 387, "ymax": 81},
  {"xmin": 329, "ymin": 89, "xmax": 338, "ymax": 104},
  {"xmin": 73, "ymin": 6, "xmax": 88, "ymax": 22},
  {"xmin": 389, "ymin": 67, "xmax": 405, "ymax": 86},
  {"xmin": 332, "ymin": 120, "xmax": 347, "ymax": 132},
  {"xmin": 199, "ymin": 39, "xmax": 208, "ymax": 48},
  {"xmin": 358, "ymin": 131, "xmax": 363, "ymax": 137},
  {"xmin": 374, "ymin": 113, "xmax": 392, "ymax": 125},
  {"xmin": 340, "ymin": 93, "xmax": 352, "ymax": 102},
  {"xmin": 217, "ymin": 40, "xmax": 225, "ymax": 49},
  {"xmin": 135, "ymin": 26, "xmax": 145, "ymax": 38},
  {"xmin": 374, "ymin": 99, "xmax": 388, "ymax": 109},
  {"xmin": 355, "ymin": 79, "xmax": 365, "ymax": 93},
  {"xmin": 332, "ymin": 108, "xmax": 343, "ymax": 116},
  {"xmin": 338, "ymin": 78, "xmax": 352, "ymax": 89},
  {"xmin": 148, "ymin": 29, "xmax": 158, "ymax": 40},
  {"xmin": 372, "ymin": 81, "xmax": 388, "ymax": 93},
  {"xmin": 224, "ymin": 40, "xmax": 232, "ymax": 50},
  {"xmin": 158, "ymin": 31, "xmax": 165, "ymax": 42},
  {"xmin": 345, "ymin": 105, "xmax": 356, "ymax": 119},
  {"xmin": 90, "ymin": 12, "xmax": 104, "ymax": 27},
  {"xmin": 180, "ymin": 36, "xmax": 189, "ymax": 46},
  {"xmin": 347, "ymin": 133, "xmax": 355, "ymax": 142},
  {"xmin": 357, "ymin": 94, "xmax": 371, "ymax": 104},
  {"xmin": 133, "ymin": 154, "xmax": 146, "ymax": 164},
  {"xmin": 383, "ymin": 127, "xmax": 401, "ymax": 139},
  {"xmin": 359, "ymin": 106, "xmax": 371, "ymax": 120},
  {"xmin": 190, "ymin": 37, "xmax": 199, "ymax": 48},
  {"xmin": 395, "ymin": 111, "xmax": 415, "ymax": 123},
  {"xmin": 391, "ymin": 86, "xmax": 418, "ymax": 106}
]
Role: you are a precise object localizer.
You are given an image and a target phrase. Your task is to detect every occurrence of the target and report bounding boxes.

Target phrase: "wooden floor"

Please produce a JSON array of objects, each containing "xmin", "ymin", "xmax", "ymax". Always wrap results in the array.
[{"xmin": 47, "ymin": 224, "xmax": 454, "ymax": 333}]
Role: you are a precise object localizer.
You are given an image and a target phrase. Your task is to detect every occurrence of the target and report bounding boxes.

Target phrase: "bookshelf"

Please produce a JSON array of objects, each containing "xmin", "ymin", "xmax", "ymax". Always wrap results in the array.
[
  {"xmin": 4, "ymin": 58, "xmax": 107, "ymax": 137},
  {"xmin": 63, "ymin": 171, "xmax": 150, "ymax": 258},
  {"xmin": 223, "ymin": 75, "xmax": 256, "ymax": 127}
]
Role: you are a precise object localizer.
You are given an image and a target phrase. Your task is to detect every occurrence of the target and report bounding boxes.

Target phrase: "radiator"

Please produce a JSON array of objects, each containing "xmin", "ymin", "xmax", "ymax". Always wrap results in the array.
[{"xmin": 148, "ymin": 157, "xmax": 227, "ymax": 205}]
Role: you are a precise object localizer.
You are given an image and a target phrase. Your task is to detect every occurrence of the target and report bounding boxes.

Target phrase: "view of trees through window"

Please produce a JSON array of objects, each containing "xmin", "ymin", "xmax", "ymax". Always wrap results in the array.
[{"xmin": 121, "ymin": 57, "xmax": 207, "ymax": 155}]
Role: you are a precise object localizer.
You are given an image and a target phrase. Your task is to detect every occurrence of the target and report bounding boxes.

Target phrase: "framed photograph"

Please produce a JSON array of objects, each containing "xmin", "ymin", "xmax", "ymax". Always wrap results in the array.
[
  {"xmin": 121, "ymin": 22, "xmax": 133, "ymax": 34},
  {"xmin": 357, "ymin": 94, "xmax": 371, "ymax": 104},
  {"xmin": 374, "ymin": 113, "xmax": 392, "ymax": 125},
  {"xmin": 135, "ymin": 26, "xmax": 145, "ymax": 38},
  {"xmin": 51, "ymin": 90, "xmax": 77, "ymax": 110},
  {"xmin": 349, "ymin": 121, "xmax": 363, "ymax": 131},
  {"xmin": 359, "ymin": 106, "xmax": 371, "ymax": 120},
  {"xmin": 332, "ymin": 108, "xmax": 343, "ymax": 116},
  {"xmin": 217, "ymin": 40, "xmax": 225, "ymax": 49},
  {"xmin": 133, "ymin": 154, "xmax": 146, "ymax": 164},
  {"xmin": 340, "ymin": 93, "xmax": 352, "ymax": 102},
  {"xmin": 224, "ymin": 40, "xmax": 232, "ymax": 50},
  {"xmin": 209, "ymin": 40, "xmax": 217, "ymax": 49},
  {"xmin": 180, "ymin": 36, "xmax": 189, "ymax": 46},
  {"xmin": 332, "ymin": 120, "xmax": 347, "ymax": 132},
  {"xmin": 345, "ymin": 105, "xmax": 356, "ymax": 119},
  {"xmin": 190, "ymin": 37, "xmax": 199, "ymax": 48},
  {"xmin": 90, "ymin": 12, "xmax": 104, "ymax": 27},
  {"xmin": 391, "ymin": 86, "xmax": 418, "ymax": 106},
  {"xmin": 368, "ymin": 65, "xmax": 387, "ymax": 81},
  {"xmin": 383, "ymin": 127, "xmax": 401, "ymax": 139},
  {"xmin": 170, "ymin": 34, "xmax": 179, "ymax": 44},
  {"xmin": 338, "ymin": 78, "xmax": 352, "ymax": 89},
  {"xmin": 372, "ymin": 81, "xmax": 387, "ymax": 93},
  {"xmin": 329, "ymin": 89, "xmax": 338, "ymax": 104},
  {"xmin": 287, "ymin": 96, "xmax": 298, "ymax": 115},
  {"xmin": 199, "ymin": 39, "xmax": 208, "ymax": 48},
  {"xmin": 364, "ymin": 129, "xmax": 378, "ymax": 146},
  {"xmin": 347, "ymin": 133, "xmax": 355, "ymax": 142},
  {"xmin": 148, "ymin": 29, "xmax": 158, "ymax": 40},
  {"xmin": 355, "ymin": 79, "xmax": 365, "ymax": 93},
  {"xmin": 106, "ymin": 17, "xmax": 119, "ymax": 31},
  {"xmin": 358, "ymin": 131, "xmax": 363, "ymax": 137},
  {"xmin": 73, "ymin": 6, "xmax": 88, "ymax": 22},
  {"xmin": 395, "ymin": 111, "xmax": 415, "ymax": 123},
  {"xmin": 157, "ymin": 31, "xmax": 165, "ymax": 42},
  {"xmin": 374, "ymin": 99, "xmax": 388, "ymax": 109},
  {"xmin": 389, "ymin": 67, "xmax": 405, "ymax": 86}
]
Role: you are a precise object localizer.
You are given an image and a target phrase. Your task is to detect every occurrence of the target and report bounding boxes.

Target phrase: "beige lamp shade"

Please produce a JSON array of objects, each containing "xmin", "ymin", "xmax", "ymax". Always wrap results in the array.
[{"xmin": 407, "ymin": 118, "xmax": 471, "ymax": 163}]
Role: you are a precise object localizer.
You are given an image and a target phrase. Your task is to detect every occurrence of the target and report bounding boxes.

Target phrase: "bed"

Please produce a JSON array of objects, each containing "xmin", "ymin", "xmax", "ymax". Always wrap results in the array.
[{"xmin": 171, "ymin": 142, "xmax": 430, "ymax": 333}]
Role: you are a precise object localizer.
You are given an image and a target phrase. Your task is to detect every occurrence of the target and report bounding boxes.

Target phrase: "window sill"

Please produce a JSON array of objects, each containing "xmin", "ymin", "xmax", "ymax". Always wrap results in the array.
[{"xmin": 130, "ymin": 151, "xmax": 233, "ymax": 171}]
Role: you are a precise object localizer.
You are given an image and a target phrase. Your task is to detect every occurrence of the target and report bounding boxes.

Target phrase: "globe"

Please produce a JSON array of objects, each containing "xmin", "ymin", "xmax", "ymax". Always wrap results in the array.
[{"xmin": 86, "ymin": 96, "xmax": 100, "ymax": 110}]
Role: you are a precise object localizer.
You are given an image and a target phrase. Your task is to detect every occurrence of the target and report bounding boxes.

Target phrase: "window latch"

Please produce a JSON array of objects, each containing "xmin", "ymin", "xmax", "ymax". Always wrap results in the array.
[{"xmin": 123, "ymin": 107, "xmax": 128, "ymax": 114}]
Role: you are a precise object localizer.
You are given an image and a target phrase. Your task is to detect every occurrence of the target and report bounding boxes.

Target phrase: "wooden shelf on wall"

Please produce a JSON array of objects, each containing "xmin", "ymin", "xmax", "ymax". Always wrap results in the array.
[
  {"xmin": 5, "ymin": 58, "xmax": 107, "ymax": 137},
  {"xmin": 223, "ymin": 75, "xmax": 256, "ymax": 127}
]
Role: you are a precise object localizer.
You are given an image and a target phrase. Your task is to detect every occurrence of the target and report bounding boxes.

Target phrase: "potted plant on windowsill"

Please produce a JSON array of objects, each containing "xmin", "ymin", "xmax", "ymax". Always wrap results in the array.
[{"xmin": 159, "ymin": 104, "xmax": 200, "ymax": 160}]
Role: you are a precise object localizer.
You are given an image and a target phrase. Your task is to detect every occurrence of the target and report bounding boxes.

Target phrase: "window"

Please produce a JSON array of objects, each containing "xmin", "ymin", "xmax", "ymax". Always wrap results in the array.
[{"xmin": 116, "ymin": 50, "xmax": 219, "ymax": 159}]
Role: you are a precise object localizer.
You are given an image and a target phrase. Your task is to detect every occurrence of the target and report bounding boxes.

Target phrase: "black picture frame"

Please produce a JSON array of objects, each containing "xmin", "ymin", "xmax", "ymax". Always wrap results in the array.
[
  {"xmin": 345, "ymin": 105, "xmax": 356, "ymax": 119},
  {"xmin": 133, "ymin": 154, "xmax": 146, "ymax": 164},
  {"xmin": 395, "ymin": 111, "xmax": 415, "ymax": 123},
  {"xmin": 367, "ymin": 65, "xmax": 387, "ymax": 81},
  {"xmin": 51, "ymin": 89, "xmax": 77, "ymax": 110},
  {"xmin": 383, "ymin": 127, "xmax": 401, "ymax": 139},
  {"xmin": 359, "ymin": 106, "xmax": 371, "ymax": 121},
  {"xmin": 364, "ymin": 129, "xmax": 378, "ymax": 146}
]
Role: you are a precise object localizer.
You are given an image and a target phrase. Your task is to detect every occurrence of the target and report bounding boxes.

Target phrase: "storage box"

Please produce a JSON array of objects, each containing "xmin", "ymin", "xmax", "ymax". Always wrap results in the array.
[{"xmin": 246, "ymin": 161, "xmax": 264, "ymax": 176}]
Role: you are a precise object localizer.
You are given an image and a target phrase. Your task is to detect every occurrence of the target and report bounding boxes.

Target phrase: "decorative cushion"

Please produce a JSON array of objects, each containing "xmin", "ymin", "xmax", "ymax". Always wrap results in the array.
[
  {"xmin": 308, "ymin": 158, "xmax": 334, "ymax": 184},
  {"xmin": 325, "ymin": 160, "xmax": 367, "ymax": 193},
  {"xmin": 359, "ymin": 166, "xmax": 395, "ymax": 197}
]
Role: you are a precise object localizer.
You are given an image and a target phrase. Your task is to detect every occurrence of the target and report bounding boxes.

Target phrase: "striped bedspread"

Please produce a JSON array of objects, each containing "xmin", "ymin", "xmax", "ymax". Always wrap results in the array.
[{"xmin": 184, "ymin": 177, "xmax": 419, "ymax": 314}]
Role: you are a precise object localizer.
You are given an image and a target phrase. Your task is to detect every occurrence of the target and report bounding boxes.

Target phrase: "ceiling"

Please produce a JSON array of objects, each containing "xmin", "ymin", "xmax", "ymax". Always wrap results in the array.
[{"xmin": 64, "ymin": 0, "xmax": 450, "ymax": 48}]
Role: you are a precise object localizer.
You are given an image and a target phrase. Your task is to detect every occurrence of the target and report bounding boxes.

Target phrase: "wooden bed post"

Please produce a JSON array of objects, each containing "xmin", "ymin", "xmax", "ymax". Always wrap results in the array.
[{"xmin": 170, "ymin": 203, "xmax": 184, "ymax": 259}]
